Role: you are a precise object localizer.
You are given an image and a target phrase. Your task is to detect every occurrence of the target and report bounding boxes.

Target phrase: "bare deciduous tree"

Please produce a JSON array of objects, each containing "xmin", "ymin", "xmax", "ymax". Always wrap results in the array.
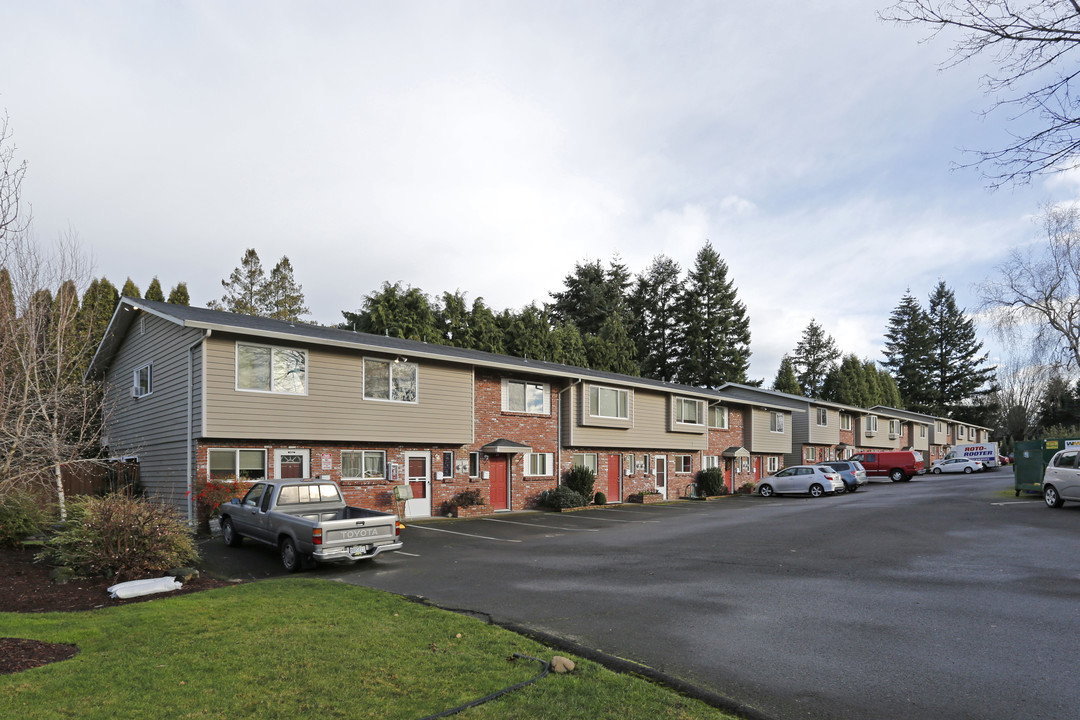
[
  {"xmin": 882, "ymin": 1, "xmax": 1080, "ymax": 186},
  {"xmin": 981, "ymin": 203, "xmax": 1080, "ymax": 370}
]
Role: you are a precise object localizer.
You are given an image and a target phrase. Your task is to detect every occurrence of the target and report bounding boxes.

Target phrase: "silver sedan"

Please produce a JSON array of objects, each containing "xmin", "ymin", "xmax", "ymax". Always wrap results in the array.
[{"xmin": 756, "ymin": 465, "xmax": 844, "ymax": 498}]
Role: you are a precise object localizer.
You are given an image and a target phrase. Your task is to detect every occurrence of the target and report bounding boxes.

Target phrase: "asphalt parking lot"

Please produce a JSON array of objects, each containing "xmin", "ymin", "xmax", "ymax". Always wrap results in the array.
[{"xmin": 201, "ymin": 468, "xmax": 1080, "ymax": 720}]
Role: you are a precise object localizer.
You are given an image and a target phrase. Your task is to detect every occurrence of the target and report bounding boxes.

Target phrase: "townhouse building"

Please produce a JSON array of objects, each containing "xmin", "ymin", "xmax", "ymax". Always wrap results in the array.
[
  {"xmin": 87, "ymin": 298, "xmax": 796, "ymax": 523},
  {"xmin": 871, "ymin": 406, "xmax": 991, "ymax": 462}
]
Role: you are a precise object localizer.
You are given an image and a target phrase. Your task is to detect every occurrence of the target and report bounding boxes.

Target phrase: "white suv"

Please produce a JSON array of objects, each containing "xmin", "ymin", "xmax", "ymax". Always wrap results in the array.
[{"xmin": 1043, "ymin": 449, "xmax": 1080, "ymax": 508}]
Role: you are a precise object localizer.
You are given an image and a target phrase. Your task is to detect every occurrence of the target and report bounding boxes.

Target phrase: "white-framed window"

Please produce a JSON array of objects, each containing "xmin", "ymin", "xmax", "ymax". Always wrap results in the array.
[
  {"xmin": 341, "ymin": 450, "xmax": 386, "ymax": 479},
  {"xmin": 133, "ymin": 362, "xmax": 152, "ymax": 397},
  {"xmin": 504, "ymin": 379, "xmax": 549, "ymax": 414},
  {"xmin": 237, "ymin": 343, "xmax": 307, "ymax": 395},
  {"xmin": 675, "ymin": 397, "xmax": 704, "ymax": 425},
  {"xmin": 866, "ymin": 415, "xmax": 878, "ymax": 432},
  {"xmin": 524, "ymin": 452, "xmax": 553, "ymax": 476},
  {"xmin": 739, "ymin": 456, "xmax": 750, "ymax": 473},
  {"xmin": 936, "ymin": 421, "xmax": 943, "ymax": 432},
  {"xmin": 920, "ymin": 425, "xmax": 927, "ymax": 438},
  {"xmin": 571, "ymin": 453, "xmax": 598, "ymax": 473},
  {"xmin": 889, "ymin": 419, "xmax": 900, "ymax": 435},
  {"xmin": 709, "ymin": 405, "xmax": 729, "ymax": 429},
  {"xmin": 805, "ymin": 447, "xmax": 815, "ymax": 462},
  {"xmin": 704, "ymin": 455, "xmax": 719, "ymax": 469},
  {"xmin": 958, "ymin": 426, "xmax": 966, "ymax": 438},
  {"xmin": 364, "ymin": 358, "xmax": 418, "ymax": 403},
  {"xmin": 675, "ymin": 455, "xmax": 692, "ymax": 473},
  {"xmin": 816, "ymin": 408, "xmax": 828, "ymax": 426},
  {"xmin": 208, "ymin": 448, "xmax": 266, "ymax": 482},
  {"xmin": 589, "ymin": 385, "xmax": 629, "ymax": 419},
  {"xmin": 770, "ymin": 411, "xmax": 785, "ymax": 433},
  {"xmin": 767, "ymin": 456, "xmax": 779, "ymax": 473},
  {"xmin": 441, "ymin": 451, "xmax": 454, "ymax": 478},
  {"xmin": 841, "ymin": 413, "xmax": 851, "ymax": 431},
  {"xmin": 469, "ymin": 452, "xmax": 480, "ymax": 478},
  {"xmin": 624, "ymin": 453, "xmax": 634, "ymax": 474}
]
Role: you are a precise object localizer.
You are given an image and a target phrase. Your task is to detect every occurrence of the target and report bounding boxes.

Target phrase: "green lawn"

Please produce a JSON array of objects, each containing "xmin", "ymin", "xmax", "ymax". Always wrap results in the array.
[{"xmin": 0, "ymin": 579, "xmax": 740, "ymax": 720}]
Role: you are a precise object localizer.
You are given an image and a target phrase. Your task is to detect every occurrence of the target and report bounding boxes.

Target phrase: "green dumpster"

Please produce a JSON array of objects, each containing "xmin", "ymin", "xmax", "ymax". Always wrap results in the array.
[{"xmin": 1014, "ymin": 438, "xmax": 1080, "ymax": 496}]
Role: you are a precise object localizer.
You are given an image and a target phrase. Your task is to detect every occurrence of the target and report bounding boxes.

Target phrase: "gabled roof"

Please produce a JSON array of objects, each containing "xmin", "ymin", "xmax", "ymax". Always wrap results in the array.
[
  {"xmin": 88, "ymin": 298, "xmax": 720, "ymax": 399},
  {"xmin": 718, "ymin": 382, "xmax": 864, "ymax": 415},
  {"xmin": 871, "ymin": 406, "xmax": 991, "ymax": 432}
]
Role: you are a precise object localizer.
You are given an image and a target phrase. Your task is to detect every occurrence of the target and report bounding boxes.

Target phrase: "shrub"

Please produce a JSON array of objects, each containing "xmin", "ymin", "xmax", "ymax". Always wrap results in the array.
[
  {"xmin": 593, "ymin": 491, "xmax": 607, "ymax": 505},
  {"xmin": 542, "ymin": 486, "xmax": 588, "ymax": 509},
  {"xmin": 193, "ymin": 479, "xmax": 250, "ymax": 518},
  {"xmin": 738, "ymin": 480, "xmax": 756, "ymax": 494},
  {"xmin": 564, "ymin": 465, "xmax": 596, "ymax": 498},
  {"xmin": 696, "ymin": 467, "xmax": 728, "ymax": 496},
  {"xmin": 0, "ymin": 488, "xmax": 54, "ymax": 547},
  {"xmin": 38, "ymin": 494, "xmax": 199, "ymax": 581},
  {"xmin": 448, "ymin": 489, "xmax": 485, "ymax": 507}
]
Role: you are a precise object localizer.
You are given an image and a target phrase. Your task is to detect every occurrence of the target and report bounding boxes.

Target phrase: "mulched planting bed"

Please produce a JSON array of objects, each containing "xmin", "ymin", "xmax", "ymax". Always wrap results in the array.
[{"xmin": 0, "ymin": 547, "xmax": 233, "ymax": 676}]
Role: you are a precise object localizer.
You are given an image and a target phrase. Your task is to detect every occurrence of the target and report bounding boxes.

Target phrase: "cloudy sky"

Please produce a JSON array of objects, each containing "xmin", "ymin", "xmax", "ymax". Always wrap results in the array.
[{"xmin": 0, "ymin": 1, "xmax": 1071, "ymax": 381}]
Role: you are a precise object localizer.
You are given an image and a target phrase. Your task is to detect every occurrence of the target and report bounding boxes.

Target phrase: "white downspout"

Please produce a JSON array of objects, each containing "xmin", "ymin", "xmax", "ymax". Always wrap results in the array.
[{"xmin": 186, "ymin": 329, "xmax": 210, "ymax": 526}]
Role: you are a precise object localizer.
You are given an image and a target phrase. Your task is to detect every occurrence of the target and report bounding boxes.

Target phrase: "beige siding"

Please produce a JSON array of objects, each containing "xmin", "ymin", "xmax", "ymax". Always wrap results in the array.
[
  {"xmin": 856, "ymin": 414, "xmax": 894, "ymax": 449},
  {"xmin": 102, "ymin": 311, "xmax": 205, "ymax": 512},
  {"xmin": 579, "ymin": 382, "xmax": 634, "ymax": 429},
  {"xmin": 806, "ymin": 407, "xmax": 841, "ymax": 445},
  {"xmin": 570, "ymin": 385, "xmax": 707, "ymax": 451},
  {"xmin": 747, "ymin": 408, "xmax": 792, "ymax": 454},
  {"xmin": 202, "ymin": 336, "xmax": 473, "ymax": 444}
]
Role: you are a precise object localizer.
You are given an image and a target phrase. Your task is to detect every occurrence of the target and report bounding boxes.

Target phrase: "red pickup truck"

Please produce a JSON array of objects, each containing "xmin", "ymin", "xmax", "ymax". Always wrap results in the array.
[{"xmin": 848, "ymin": 450, "xmax": 925, "ymax": 482}]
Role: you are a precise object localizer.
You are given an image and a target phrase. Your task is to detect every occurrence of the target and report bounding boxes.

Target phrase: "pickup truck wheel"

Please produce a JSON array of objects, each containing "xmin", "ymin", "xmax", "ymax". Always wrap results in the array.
[
  {"xmin": 889, "ymin": 469, "xmax": 907, "ymax": 482},
  {"xmin": 221, "ymin": 517, "xmax": 242, "ymax": 547},
  {"xmin": 280, "ymin": 537, "xmax": 303, "ymax": 573}
]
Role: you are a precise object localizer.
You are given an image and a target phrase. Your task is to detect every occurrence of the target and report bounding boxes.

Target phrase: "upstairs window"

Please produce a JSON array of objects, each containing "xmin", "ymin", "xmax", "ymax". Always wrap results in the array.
[
  {"xmin": 709, "ymin": 405, "xmax": 729, "ymax": 429},
  {"xmin": 889, "ymin": 419, "xmax": 900, "ymax": 435},
  {"xmin": 675, "ymin": 397, "xmax": 704, "ymax": 425},
  {"xmin": 364, "ymin": 358, "xmax": 418, "ymax": 403},
  {"xmin": 840, "ymin": 414, "xmax": 851, "ymax": 431},
  {"xmin": 770, "ymin": 411, "xmax": 785, "ymax": 433},
  {"xmin": 589, "ymin": 386, "xmax": 629, "ymax": 419},
  {"xmin": 866, "ymin": 415, "xmax": 878, "ymax": 433},
  {"xmin": 816, "ymin": 408, "xmax": 828, "ymax": 426},
  {"xmin": 237, "ymin": 343, "xmax": 307, "ymax": 394},
  {"xmin": 133, "ymin": 363, "xmax": 152, "ymax": 398},
  {"xmin": 505, "ymin": 379, "xmax": 548, "ymax": 414}
]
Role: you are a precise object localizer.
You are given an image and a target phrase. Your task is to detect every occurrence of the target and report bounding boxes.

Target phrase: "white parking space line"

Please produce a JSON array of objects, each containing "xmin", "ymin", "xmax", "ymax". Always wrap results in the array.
[
  {"xmin": 556, "ymin": 514, "xmax": 660, "ymax": 523},
  {"xmin": 408, "ymin": 525, "xmax": 523, "ymax": 542},
  {"xmin": 394, "ymin": 551, "xmax": 420, "ymax": 557},
  {"xmin": 990, "ymin": 502, "xmax": 1041, "ymax": 507},
  {"xmin": 481, "ymin": 518, "xmax": 600, "ymax": 532}
]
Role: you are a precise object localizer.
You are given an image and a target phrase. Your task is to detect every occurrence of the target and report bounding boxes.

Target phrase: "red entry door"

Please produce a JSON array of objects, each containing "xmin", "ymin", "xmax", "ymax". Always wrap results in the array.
[
  {"xmin": 606, "ymin": 454, "xmax": 621, "ymax": 502},
  {"xmin": 489, "ymin": 455, "xmax": 509, "ymax": 510},
  {"xmin": 724, "ymin": 459, "xmax": 733, "ymax": 492}
]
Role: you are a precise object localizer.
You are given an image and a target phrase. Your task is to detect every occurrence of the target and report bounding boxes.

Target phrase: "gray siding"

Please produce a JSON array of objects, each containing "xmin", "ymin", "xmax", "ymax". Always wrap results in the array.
[
  {"xmin": 202, "ymin": 335, "xmax": 473, "ymax": 444},
  {"xmin": 569, "ymin": 385, "xmax": 707, "ymax": 451},
  {"xmin": 102, "ymin": 311, "xmax": 204, "ymax": 513},
  {"xmin": 747, "ymin": 408, "xmax": 792, "ymax": 454}
]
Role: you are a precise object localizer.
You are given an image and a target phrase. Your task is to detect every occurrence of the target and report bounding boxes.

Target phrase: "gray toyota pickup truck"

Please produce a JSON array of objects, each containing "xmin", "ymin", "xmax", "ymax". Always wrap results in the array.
[{"xmin": 218, "ymin": 479, "xmax": 403, "ymax": 571}]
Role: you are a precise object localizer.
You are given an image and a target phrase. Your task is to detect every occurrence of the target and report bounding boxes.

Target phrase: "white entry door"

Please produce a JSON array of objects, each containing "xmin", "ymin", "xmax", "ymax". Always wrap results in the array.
[
  {"xmin": 653, "ymin": 455, "xmax": 667, "ymax": 497},
  {"xmin": 274, "ymin": 449, "xmax": 309, "ymax": 479},
  {"xmin": 403, "ymin": 452, "xmax": 431, "ymax": 518}
]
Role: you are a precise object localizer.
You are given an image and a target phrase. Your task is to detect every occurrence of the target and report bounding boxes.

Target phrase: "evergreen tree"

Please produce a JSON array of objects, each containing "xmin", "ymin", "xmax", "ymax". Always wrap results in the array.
[
  {"xmin": 501, "ymin": 304, "xmax": 553, "ymax": 361},
  {"xmin": 792, "ymin": 319, "xmax": 840, "ymax": 397},
  {"xmin": 772, "ymin": 355, "xmax": 802, "ymax": 395},
  {"xmin": 673, "ymin": 241, "xmax": 752, "ymax": 387},
  {"xmin": 926, "ymin": 281, "xmax": 995, "ymax": 412},
  {"xmin": 585, "ymin": 314, "xmax": 638, "ymax": 375},
  {"xmin": 877, "ymin": 366, "xmax": 903, "ymax": 408},
  {"xmin": 882, "ymin": 290, "xmax": 935, "ymax": 411},
  {"xmin": 343, "ymin": 281, "xmax": 437, "ymax": 342},
  {"xmin": 821, "ymin": 354, "xmax": 871, "ymax": 407},
  {"xmin": 77, "ymin": 278, "xmax": 120, "ymax": 354},
  {"xmin": 144, "ymin": 277, "xmax": 165, "ymax": 302},
  {"xmin": 210, "ymin": 248, "xmax": 267, "ymax": 316},
  {"xmin": 120, "ymin": 278, "xmax": 141, "ymax": 299},
  {"xmin": 549, "ymin": 255, "xmax": 632, "ymax": 337},
  {"xmin": 264, "ymin": 256, "xmax": 309, "ymax": 322},
  {"xmin": 167, "ymin": 282, "xmax": 190, "ymax": 305},
  {"xmin": 629, "ymin": 254, "xmax": 682, "ymax": 382},
  {"xmin": 1037, "ymin": 375, "xmax": 1080, "ymax": 433},
  {"xmin": 467, "ymin": 298, "xmax": 503, "ymax": 354},
  {"xmin": 550, "ymin": 321, "xmax": 588, "ymax": 367},
  {"xmin": 435, "ymin": 291, "xmax": 471, "ymax": 348}
]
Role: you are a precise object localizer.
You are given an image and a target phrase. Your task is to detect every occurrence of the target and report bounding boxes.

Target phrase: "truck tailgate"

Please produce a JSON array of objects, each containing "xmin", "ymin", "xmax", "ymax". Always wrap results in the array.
[{"xmin": 323, "ymin": 522, "xmax": 396, "ymax": 546}]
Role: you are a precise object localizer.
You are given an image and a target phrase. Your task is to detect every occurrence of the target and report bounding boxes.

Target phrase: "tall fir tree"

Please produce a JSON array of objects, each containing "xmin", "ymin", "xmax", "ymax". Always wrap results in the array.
[
  {"xmin": 772, "ymin": 355, "xmax": 802, "ymax": 395},
  {"xmin": 264, "ymin": 256, "xmax": 309, "ymax": 322},
  {"xmin": 821, "ymin": 354, "xmax": 872, "ymax": 407},
  {"xmin": 167, "ymin": 282, "xmax": 190, "ymax": 305},
  {"xmin": 144, "ymin": 277, "xmax": 165, "ymax": 302},
  {"xmin": 77, "ymin": 278, "xmax": 119, "ymax": 353},
  {"xmin": 673, "ymin": 242, "xmax": 751, "ymax": 387},
  {"xmin": 882, "ymin": 290, "xmax": 935, "ymax": 411},
  {"xmin": 435, "ymin": 291, "xmax": 471, "ymax": 348},
  {"xmin": 343, "ymin": 281, "xmax": 437, "ymax": 342},
  {"xmin": 550, "ymin": 321, "xmax": 588, "ymax": 368},
  {"xmin": 210, "ymin": 248, "xmax": 266, "ymax": 316},
  {"xmin": 791, "ymin": 319, "xmax": 840, "ymax": 397},
  {"xmin": 629, "ymin": 254, "xmax": 682, "ymax": 382},
  {"xmin": 926, "ymin": 281, "xmax": 995, "ymax": 412},
  {"xmin": 467, "ymin": 298, "xmax": 503, "ymax": 354},
  {"xmin": 1036, "ymin": 374, "xmax": 1080, "ymax": 434},
  {"xmin": 120, "ymin": 277, "xmax": 141, "ymax": 299},
  {"xmin": 501, "ymin": 304, "xmax": 553, "ymax": 361},
  {"xmin": 585, "ymin": 313, "xmax": 638, "ymax": 375}
]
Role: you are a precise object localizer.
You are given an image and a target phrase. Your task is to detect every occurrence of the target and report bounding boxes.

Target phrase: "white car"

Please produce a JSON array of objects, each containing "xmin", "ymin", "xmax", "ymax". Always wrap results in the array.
[
  {"xmin": 756, "ymin": 465, "xmax": 844, "ymax": 498},
  {"xmin": 1043, "ymin": 449, "xmax": 1080, "ymax": 508},
  {"xmin": 930, "ymin": 458, "xmax": 983, "ymax": 474}
]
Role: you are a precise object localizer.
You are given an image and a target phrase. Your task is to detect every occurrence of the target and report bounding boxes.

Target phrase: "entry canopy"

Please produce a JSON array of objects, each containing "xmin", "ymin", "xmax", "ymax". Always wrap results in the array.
[
  {"xmin": 722, "ymin": 446, "xmax": 750, "ymax": 459},
  {"xmin": 481, "ymin": 438, "xmax": 533, "ymax": 454}
]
